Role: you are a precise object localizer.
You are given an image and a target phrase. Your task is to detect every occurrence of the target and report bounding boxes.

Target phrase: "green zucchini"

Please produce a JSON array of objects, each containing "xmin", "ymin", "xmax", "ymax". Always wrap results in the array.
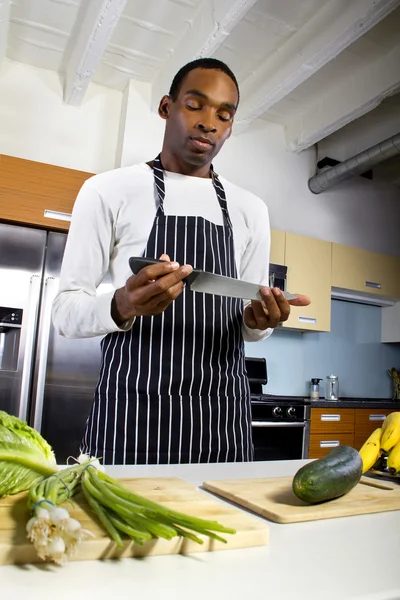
[{"xmin": 292, "ymin": 446, "xmax": 362, "ymax": 504}]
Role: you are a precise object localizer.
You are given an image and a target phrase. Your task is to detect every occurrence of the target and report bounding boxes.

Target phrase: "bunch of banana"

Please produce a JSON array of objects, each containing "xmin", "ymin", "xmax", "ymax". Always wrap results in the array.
[
  {"xmin": 359, "ymin": 427, "xmax": 383, "ymax": 474},
  {"xmin": 383, "ymin": 412, "xmax": 400, "ymax": 475},
  {"xmin": 381, "ymin": 412, "xmax": 400, "ymax": 453},
  {"xmin": 358, "ymin": 412, "xmax": 400, "ymax": 475}
]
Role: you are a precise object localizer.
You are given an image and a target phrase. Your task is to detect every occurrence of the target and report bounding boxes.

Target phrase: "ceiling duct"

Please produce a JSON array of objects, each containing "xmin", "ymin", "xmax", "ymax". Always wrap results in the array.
[{"xmin": 308, "ymin": 133, "xmax": 400, "ymax": 194}]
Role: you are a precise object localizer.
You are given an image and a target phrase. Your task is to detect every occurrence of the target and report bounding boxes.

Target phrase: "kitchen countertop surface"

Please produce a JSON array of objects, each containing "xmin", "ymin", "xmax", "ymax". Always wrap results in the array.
[
  {"xmin": 306, "ymin": 398, "xmax": 400, "ymax": 408},
  {"xmin": 2, "ymin": 460, "xmax": 400, "ymax": 600}
]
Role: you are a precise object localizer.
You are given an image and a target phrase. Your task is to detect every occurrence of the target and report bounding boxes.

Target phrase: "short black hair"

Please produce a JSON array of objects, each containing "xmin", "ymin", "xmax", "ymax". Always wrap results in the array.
[{"xmin": 169, "ymin": 58, "xmax": 240, "ymax": 105}]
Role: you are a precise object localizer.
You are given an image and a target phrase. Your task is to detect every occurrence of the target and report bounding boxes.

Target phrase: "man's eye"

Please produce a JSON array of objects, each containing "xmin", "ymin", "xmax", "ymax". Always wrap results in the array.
[
  {"xmin": 186, "ymin": 104, "xmax": 201, "ymax": 111},
  {"xmin": 218, "ymin": 113, "xmax": 231, "ymax": 122}
]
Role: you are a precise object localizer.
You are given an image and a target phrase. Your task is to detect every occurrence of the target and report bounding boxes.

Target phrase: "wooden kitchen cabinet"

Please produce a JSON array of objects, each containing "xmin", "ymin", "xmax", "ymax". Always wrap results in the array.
[
  {"xmin": 354, "ymin": 408, "xmax": 396, "ymax": 450},
  {"xmin": 309, "ymin": 433, "xmax": 355, "ymax": 459},
  {"xmin": 0, "ymin": 155, "xmax": 93, "ymax": 231},
  {"xmin": 282, "ymin": 233, "xmax": 332, "ymax": 332},
  {"xmin": 309, "ymin": 407, "xmax": 397, "ymax": 458},
  {"xmin": 270, "ymin": 229, "xmax": 286, "ymax": 265},
  {"xmin": 332, "ymin": 243, "xmax": 400, "ymax": 300},
  {"xmin": 309, "ymin": 408, "xmax": 355, "ymax": 458}
]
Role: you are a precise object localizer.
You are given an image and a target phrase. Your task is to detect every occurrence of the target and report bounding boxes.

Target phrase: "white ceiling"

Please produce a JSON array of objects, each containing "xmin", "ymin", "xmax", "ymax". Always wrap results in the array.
[{"xmin": 1, "ymin": 0, "xmax": 400, "ymax": 185}]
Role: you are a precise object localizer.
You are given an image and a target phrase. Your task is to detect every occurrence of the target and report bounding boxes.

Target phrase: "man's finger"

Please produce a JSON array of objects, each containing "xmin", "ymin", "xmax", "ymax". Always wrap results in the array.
[
  {"xmin": 289, "ymin": 294, "xmax": 311, "ymax": 307},
  {"xmin": 244, "ymin": 305, "xmax": 257, "ymax": 329},
  {"xmin": 258, "ymin": 289, "xmax": 281, "ymax": 326},
  {"xmin": 271, "ymin": 288, "xmax": 290, "ymax": 322},
  {"xmin": 154, "ymin": 281, "xmax": 185, "ymax": 310},
  {"xmin": 133, "ymin": 264, "xmax": 192, "ymax": 303},
  {"xmin": 248, "ymin": 299, "xmax": 271, "ymax": 329}
]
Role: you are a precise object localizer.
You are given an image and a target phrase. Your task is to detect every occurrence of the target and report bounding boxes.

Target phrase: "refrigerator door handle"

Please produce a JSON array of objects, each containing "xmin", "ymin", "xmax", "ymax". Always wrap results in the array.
[
  {"xmin": 32, "ymin": 277, "xmax": 57, "ymax": 431},
  {"xmin": 19, "ymin": 275, "xmax": 42, "ymax": 421}
]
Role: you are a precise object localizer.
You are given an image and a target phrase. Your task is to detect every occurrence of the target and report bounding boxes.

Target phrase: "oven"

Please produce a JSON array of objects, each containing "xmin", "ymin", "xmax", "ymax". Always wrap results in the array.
[
  {"xmin": 245, "ymin": 357, "xmax": 310, "ymax": 461},
  {"xmin": 251, "ymin": 397, "xmax": 310, "ymax": 461}
]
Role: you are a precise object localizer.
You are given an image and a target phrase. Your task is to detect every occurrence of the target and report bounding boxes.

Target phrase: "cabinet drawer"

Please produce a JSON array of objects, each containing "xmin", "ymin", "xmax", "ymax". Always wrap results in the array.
[
  {"xmin": 309, "ymin": 433, "xmax": 355, "ymax": 459},
  {"xmin": 354, "ymin": 409, "xmax": 395, "ymax": 450},
  {"xmin": 310, "ymin": 408, "xmax": 355, "ymax": 435}
]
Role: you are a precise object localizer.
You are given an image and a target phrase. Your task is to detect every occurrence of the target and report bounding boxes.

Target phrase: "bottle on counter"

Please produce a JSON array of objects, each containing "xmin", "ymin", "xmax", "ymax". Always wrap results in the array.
[
  {"xmin": 310, "ymin": 378, "xmax": 322, "ymax": 400},
  {"xmin": 325, "ymin": 375, "xmax": 339, "ymax": 401}
]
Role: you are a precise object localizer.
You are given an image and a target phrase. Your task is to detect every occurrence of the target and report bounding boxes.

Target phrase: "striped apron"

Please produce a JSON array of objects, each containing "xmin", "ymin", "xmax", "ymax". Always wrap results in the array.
[{"xmin": 81, "ymin": 156, "xmax": 252, "ymax": 464}]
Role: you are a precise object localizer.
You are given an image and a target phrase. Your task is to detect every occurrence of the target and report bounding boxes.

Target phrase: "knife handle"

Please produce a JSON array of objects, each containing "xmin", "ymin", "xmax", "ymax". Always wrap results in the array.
[{"xmin": 129, "ymin": 257, "xmax": 200, "ymax": 285}]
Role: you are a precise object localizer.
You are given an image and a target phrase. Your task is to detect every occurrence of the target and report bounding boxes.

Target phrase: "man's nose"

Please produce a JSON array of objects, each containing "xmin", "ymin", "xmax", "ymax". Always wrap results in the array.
[{"xmin": 198, "ymin": 121, "xmax": 217, "ymax": 133}]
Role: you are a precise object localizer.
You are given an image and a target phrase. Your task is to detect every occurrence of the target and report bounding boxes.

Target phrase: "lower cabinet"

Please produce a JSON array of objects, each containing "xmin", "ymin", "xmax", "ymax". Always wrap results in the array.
[
  {"xmin": 309, "ymin": 408, "xmax": 354, "ymax": 458},
  {"xmin": 309, "ymin": 433, "xmax": 355, "ymax": 459},
  {"xmin": 309, "ymin": 407, "xmax": 396, "ymax": 458},
  {"xmin": 354, "ymin": 408, "xmax": 395, "ymax": 450}
]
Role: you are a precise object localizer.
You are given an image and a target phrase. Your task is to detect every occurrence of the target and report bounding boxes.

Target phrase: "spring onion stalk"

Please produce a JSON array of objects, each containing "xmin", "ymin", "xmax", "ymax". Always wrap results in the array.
[
  {"xmin": 26, "ymin": 462, "xmax": 95, "ymax": 564},
  {"xmin": 26, "ymin": 453, "xmax": 236, "ymax": 564},
  {"xmin": 79, "ymin": 455, "xmax": 236, "ymax": 549}
]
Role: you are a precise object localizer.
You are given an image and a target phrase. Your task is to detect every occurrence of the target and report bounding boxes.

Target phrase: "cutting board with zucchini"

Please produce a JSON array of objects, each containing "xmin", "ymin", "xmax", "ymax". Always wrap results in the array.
[
  {"xmin": 203, "ymin": 447, "xmax": 400, "ymax": 524},
  {"xmin": 0, "ymin": 477, "xmax": 269, "ymax": 566}
]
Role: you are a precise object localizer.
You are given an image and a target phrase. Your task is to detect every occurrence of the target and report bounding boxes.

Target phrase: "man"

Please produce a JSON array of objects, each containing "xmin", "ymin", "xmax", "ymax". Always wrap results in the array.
[{"xmin": 53, "ymin": 58, "xmax": 309, "ymax": 465}]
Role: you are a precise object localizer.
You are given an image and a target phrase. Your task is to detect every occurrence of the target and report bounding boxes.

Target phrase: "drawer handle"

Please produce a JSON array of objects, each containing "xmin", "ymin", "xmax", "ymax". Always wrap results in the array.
[
  {"xmin": 365, "ymin": 281, "xmax": 381, "ymax": 289},
  {"xmin": 44, "ymin": 209, "xmax": 72, "ymax": 222},
  {"xmin": 298, "ymin": 317, "xmax": 317, "ymax": 324},
  {"xmin": 369, "ymin": 414, "xmax": 387, "ymax": 421},
  {"xmin": 320, "ymin": 440, "xmax": 340, "ymax": 448},
  {"xmin": 321, "ymin": 414, "xmax": 341, "ymax": 421}
]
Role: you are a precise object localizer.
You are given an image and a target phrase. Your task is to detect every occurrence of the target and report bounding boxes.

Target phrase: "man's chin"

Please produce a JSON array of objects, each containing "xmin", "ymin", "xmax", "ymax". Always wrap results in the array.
[{"xmin": 184, "ymin": 149, "xmax": 215, "ymax": 166}]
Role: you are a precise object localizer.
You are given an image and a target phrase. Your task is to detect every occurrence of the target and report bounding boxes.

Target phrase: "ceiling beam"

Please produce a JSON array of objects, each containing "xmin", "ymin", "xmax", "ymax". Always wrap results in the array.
[
  {"xmin": 0, "ymin": 0, "xmax": 11, "ymax": 66},
  {"xmin": 234, "ymin": 0, "xmax": 400, "ymax": 134},
  {"xmin": 151, "ymin": 0, "xmax": 258, "ymax": 110},
  {"xmin": 286, "ymin": 44, "xmax": 400, "ymax": 153},
  {"xmin": 62, "ymin": 0, "xmax": 127, "ymax": 106}
]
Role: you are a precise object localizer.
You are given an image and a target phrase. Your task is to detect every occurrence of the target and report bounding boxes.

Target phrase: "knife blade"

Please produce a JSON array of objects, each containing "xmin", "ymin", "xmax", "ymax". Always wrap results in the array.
[{"xmin": 129, "ymin": 257, "xmax": 297, "ymax": 301}]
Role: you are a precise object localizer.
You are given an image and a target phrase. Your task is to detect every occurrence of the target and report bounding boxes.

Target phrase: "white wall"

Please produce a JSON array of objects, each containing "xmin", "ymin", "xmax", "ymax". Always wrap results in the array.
[
  {"xmin": 0, "ymin": 60, "xmax": 122, "ymax": 174},
  {"xmin": 118, "ymin": 81, "xmax": 400, "ymax": 257}
]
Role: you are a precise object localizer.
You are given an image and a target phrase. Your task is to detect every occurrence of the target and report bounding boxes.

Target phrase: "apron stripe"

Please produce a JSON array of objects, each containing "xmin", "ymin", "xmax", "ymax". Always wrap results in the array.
[
  {"xmin": 123, "ymin": 327, "xmax": 133, "ymax": 464},
  {"xmin": 103, "ymin": 333, "xmax": 119, "ymax": 462}
]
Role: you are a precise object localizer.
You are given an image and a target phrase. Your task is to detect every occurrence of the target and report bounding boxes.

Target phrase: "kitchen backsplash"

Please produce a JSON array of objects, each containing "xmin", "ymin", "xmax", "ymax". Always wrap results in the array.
[{"xmin": 245, "ymin": 299, "xmax": 400, "ymax": 399}]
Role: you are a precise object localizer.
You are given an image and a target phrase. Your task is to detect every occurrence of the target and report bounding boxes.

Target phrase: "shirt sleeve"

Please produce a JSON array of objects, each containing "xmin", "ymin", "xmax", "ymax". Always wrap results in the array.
[
  {"xmin": 239, "ymin": 198, "xmax": 273, "ymax": 343},
  {"xmin": 52, "ymin": 180, "xmax": 134, "ymax": 338}
]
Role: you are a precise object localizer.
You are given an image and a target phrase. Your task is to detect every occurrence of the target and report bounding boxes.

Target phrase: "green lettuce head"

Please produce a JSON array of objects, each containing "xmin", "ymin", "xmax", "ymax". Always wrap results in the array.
[{"xmin": 0, "ymin": 411, "xmax": 57, "ymax": 498}]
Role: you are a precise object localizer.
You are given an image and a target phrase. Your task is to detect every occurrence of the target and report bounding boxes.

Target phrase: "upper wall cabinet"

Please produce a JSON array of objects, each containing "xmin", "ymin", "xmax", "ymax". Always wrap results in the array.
[
  {"xmin": 0, "ymin": 155, "xmax": 93, "ymax": 231},
  {"xmin": 283, "ymin": 233, "xmax": 332, "ymax": 332},
  {"xmin": 270, "ymin": 229, "xmax": 286, "ymax": 265},
  {"xmin": 332, "ymin": 243, "xmax": 400, "ymax": 300}
]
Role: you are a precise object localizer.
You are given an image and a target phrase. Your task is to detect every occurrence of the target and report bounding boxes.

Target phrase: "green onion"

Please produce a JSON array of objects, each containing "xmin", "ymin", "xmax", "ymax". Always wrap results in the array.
[{"xmin": 80, "ymin": 464, "xmax": 236, "ymax": 549}]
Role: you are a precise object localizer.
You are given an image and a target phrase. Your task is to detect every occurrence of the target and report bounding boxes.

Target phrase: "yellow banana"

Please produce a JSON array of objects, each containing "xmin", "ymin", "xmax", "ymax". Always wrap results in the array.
[
  {"xmin": 387, "ymin": 438, "xmax": 400, "ymax": 475},
  {"xmin": 381, "ymin": 412, "xmax": 400, "ymax": 453},
  {"xmin": 358, "ymin": 428, "xmax": 383, "ymax": 474}
]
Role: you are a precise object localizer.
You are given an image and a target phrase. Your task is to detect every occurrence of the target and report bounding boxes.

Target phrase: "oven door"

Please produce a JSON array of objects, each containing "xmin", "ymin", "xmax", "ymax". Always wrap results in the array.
[{"xmin": 252, "ymin": 421, "xmax": 310, "ymax": 461}]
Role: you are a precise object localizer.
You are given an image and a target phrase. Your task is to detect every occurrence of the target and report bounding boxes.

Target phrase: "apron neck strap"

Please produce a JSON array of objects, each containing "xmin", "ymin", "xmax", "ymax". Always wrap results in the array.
[{"xmin": 152, "ymin": 154, "xmax": 232, "ymax": 229}]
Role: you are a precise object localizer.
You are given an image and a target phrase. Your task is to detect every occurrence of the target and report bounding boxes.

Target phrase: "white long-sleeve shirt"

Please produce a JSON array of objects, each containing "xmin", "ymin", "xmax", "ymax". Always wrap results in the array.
[{"xmin": 52, "ymin": 162, "xmax": 273, "ymax": 343}]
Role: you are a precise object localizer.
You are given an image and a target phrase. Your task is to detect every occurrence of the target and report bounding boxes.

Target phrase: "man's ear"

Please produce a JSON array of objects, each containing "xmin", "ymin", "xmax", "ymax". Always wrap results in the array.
[{"xmin": 158, "ymin": 95, "xmax": 170, "ymax": 120}]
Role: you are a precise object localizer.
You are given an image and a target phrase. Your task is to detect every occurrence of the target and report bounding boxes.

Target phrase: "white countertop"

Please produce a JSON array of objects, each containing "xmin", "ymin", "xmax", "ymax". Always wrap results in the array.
[{"xmin": 2, "ymin": 460, "xmax": 400, "ymax": 600}]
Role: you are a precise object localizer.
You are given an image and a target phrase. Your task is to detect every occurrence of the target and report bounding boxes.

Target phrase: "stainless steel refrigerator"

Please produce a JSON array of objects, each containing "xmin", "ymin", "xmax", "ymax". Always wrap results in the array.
[{"xmin": 0, "ymin": 222, "xmax": 109, "ymax": 461}]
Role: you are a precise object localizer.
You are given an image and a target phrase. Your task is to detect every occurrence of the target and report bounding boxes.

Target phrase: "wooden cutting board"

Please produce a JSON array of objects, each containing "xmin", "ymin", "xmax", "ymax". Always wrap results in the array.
[
  {"xmin": 202, "ymin": 476, "xmax": 400, "ymax": 524},
  {"xmin": 0, "ymin": 477, "xmax": 268, "ymax": 565}
]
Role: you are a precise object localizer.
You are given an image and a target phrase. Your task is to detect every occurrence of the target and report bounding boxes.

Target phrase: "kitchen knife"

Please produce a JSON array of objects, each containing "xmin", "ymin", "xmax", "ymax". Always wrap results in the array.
[{"xmin": 129, "ymin": 257, "xmax": 297, "ymax": 301}]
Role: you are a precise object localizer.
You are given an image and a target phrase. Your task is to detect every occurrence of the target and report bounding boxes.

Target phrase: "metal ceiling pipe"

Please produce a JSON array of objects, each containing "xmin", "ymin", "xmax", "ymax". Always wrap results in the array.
[{"xmin": 308, "ymin": 132, "xmax": 400, "ymax": 194}]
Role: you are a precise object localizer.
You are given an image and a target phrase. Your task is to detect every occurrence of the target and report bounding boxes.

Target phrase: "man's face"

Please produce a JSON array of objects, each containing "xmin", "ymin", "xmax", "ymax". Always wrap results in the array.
[{"xmin": 159, "ymin": 68, "xmax": 239, "ymax": 168}]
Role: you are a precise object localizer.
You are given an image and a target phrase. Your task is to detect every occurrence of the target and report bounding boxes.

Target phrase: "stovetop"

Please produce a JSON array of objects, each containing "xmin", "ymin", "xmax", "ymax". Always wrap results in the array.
[{"xmin": 250, "ymin": 394, "xmax": 307, "ymax": 406}]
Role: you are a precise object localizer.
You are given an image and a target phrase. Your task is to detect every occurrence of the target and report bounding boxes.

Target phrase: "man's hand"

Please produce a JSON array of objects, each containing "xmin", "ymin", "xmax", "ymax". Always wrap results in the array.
[
  {"xmin": 244, "ymin": 287, "xmax": 311, "ymax": 330},
  {"xmin": 112, "ymin": 254, "xmax": 192, "ymax": 325}
]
